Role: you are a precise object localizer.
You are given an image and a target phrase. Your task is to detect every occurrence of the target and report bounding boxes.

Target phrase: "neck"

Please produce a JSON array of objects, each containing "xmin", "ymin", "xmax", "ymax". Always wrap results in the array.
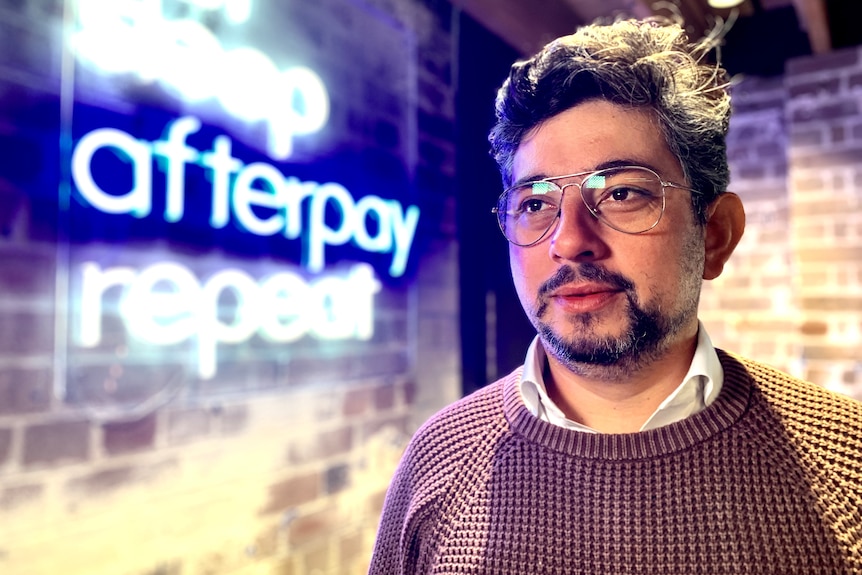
[{"xmin": 542, "ymin": 330, "xmax": 699, "ymax": 433}]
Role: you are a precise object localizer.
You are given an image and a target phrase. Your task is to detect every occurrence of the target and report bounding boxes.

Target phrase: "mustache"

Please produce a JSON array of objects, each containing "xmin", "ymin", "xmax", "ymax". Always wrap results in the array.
[{"xmin": 537, "ymin": 263, "xmax": 635, "ymax": 300}]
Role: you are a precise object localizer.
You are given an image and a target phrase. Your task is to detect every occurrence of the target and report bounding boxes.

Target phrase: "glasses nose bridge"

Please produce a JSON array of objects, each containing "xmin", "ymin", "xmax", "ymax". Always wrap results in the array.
[{"xmin": 557, "ymin": 179, "xmax": 594, "ymax": 213}]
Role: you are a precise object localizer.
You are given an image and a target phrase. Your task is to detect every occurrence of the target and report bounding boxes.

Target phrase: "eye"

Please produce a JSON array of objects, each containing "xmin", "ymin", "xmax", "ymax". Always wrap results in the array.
[
  {"xmin": 595, "ymin": 184, "xmax": 656, "ymax": 212},
  {"xmin": 610, "ymin": 188, "xmax": 632, "ymax": 201},
  {"xmin": 607, "ymin": 186, "xmax": 650, "ymax": 202},
  {"xmin": 520, "ymin": 197, "xmax": 554, "ymax": 213}
]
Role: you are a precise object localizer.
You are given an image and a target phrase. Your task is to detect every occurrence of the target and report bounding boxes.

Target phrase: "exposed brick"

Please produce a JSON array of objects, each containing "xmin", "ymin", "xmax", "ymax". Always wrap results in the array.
[
  {"xmin": 66, "ymin": 361, "xmax": 186, "ymax": 406},
  {"xmin": 260, "ymin": 472, "xmax": 320, "ymax": 514},
  {"xmin": 288, "ymin": 507, "xmax": 339, "ymax": 546},
  {"xmin": 403, "ymin": 380, "xmax": 417, "ymax": 406},
  {"xmin": 0, "ymin": 247, "xmax": 55, "ymax": 296},
  {"xmin": 787, "ymin": 77, "xmax": 840, "ymax": 99},
  {"xmin": 787, "ymin": 49, "xmax": 859, "ymax": 76},
  {"xmin": 372, "ymin": 316, "xmax": 409, "ymax": 344},
  {"xmin": 727, "ymin": 146, "xmax": 750, "ymax": 162},
  {"xmin": 373, "ymin": 383, "xmax": 396, "ymax": 410},
  {"xmin": 792, "ymin": 175, "xmax": 825, "ymax": 192},
  {"xmin": 734, "ymin": 319, "xmax": 796, "ymax": 333},
  {"xmin": 795, "ymin": 147, "xmax": 862, "ymax": 169},
  {"xmin": 790, "ymin": 128, "xmax": 822, "ymax": 147},
  {"xmin": 732, "ymin": 97, "xmax": 785, "ymax": 115},
  {"xmin": 216, "ymin": 404, "xmax": 249, "ymax": 435},
  {"xmin": 366, "ymin": 488, "xmax": 388, "ymax": 518},
  {"xmin": 728, "ymin": 124, "xmax": 762, "ymax": 141},
  {"xmin": 103, "ymin": 414, "xmax": 157, "ymax": 455},
  {"xmin": 0, "ymin": 367, "xmax": 52, "ymax": 415},
  {"xmin": 340, "ymin": 531, "xmax": 364, "ymax": 564},
  {"xmin": 803, "ymin": 346, "xmax": 861, "ymax": 361},
  {"xmin": 289, "ymin": 426, "xmax": 353, "ymax": 463},
  {"xmin": 0, "ymin": 311, "xmax": 54, "ymax": 354},
  {"xmin": 797, "ymin": 247, "xmax": 862, "ymax": 265},
  {"xmin": 137, "ymin": 560, "xmax": 183, "ymax": 575},
  {"xmin": 0, "ymin": 483, "xmax": 43, "ymax": 511},
  {"xmin": 805, "ymin": 368, "xmax": 830, "ymax": 386},
  {"xmin": 0, "ymin": 428, "xmax": 12, "ymax": 465},
  {"xmin": 719, "ymin": 297, "xmax": 773, "ymax": 311},
  {"xmin": 720, "ymin": 276, "xmax": 751, "ymax": 289},
  {"xmin": 67, "ymin": 466, "xmax": 134, "ymax": 495},
  {"xmin": 343, "ymin": 387, "xmax": 373, "ymax": 417},
  {"xmin": 801, "ymin": 296, "xmax": 862, "ymax": 312},
  {"xmin": 832, "ymin": 125, "xmax": 846, "ymax": 143},
  {"xmin": 249, "ymin": 523, "xmax": 279, "ymax": 559},
  {"xmin": 324, "ymin": 463, "xmax": 350, "ymax": 495},
  {"xmin": 791, "ymin": 100, "xmax": 859, "ymax": 123},
  {"xmin": 354, "ymin": 350, "xmax": 409, "ymax": 378},
  {"xmin": 303, "ymin": 543, "xmax": 330, "ymax": 573},
  {"xmin": 66, "ymin": 459, "xmax": 176, "ymax": 496},
  {"xmin": 22, "ymin": 420, "xmax": 89, "ymax": 467},
  {"xmin": 735, "ymin": 165, "xmax": 766, "ymax": 180},
  {"xmin": 167, "ymin": 407, "xmax": 210, "ymax": 444},
  {"xmin": 800, "ymin": 321, "xmax": 829, "ymax": 336},
  {"xmin": 288, "ymin": 355, "xmax": 352, "ymax": 386},
  {"xmin": 755, "ymin": 141, "xmax": 784, "ymax": 160},
  {"xmin": 363, "ymin": 414, "xmax": 410, "ymax": 439}
]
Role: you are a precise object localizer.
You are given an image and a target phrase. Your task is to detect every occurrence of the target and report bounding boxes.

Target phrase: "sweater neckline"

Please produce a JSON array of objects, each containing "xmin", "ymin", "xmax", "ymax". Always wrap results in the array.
[{"xmin": 502, "ymin": 350, "xmax": 752, "ymax": 460}]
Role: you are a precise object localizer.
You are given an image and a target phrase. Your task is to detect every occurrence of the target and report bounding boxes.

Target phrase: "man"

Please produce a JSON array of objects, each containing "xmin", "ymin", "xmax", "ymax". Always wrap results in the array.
[{"xmin": 369, "ymin": 18, "xmax": 862, "ymax": 574}]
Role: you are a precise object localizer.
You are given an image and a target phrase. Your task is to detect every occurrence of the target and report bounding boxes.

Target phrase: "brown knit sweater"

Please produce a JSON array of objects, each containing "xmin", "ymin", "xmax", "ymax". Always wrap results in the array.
[{"xmin": 369, "ymin": 350, "xmax": 862, "ymax": 574}]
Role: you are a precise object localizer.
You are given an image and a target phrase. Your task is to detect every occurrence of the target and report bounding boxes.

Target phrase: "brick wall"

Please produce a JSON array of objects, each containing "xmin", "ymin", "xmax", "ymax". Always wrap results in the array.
[
  {"xmin": 700, "ymin": 45, "xmax": 862, "ymax": 401},
  {"xmin": 0, "ymin": 0, "xmax": 460, "ymax": 574}
]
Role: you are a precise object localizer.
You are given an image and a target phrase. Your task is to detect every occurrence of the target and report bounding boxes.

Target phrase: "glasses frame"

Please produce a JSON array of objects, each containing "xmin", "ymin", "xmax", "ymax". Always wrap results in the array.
[{"xmin": 491, "ymin": 165, "xmax": 700, "ymax": 247}]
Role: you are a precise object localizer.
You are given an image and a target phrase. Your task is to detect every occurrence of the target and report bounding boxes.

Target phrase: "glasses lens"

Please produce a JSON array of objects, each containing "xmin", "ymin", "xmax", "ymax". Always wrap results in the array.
[
  {"xmin": 496, "ymin": 181, "xmax": 563, "ymax": 246},
  {"xmin": 581, "ymin": 167, "xmax": 664, "ymax": 233}
]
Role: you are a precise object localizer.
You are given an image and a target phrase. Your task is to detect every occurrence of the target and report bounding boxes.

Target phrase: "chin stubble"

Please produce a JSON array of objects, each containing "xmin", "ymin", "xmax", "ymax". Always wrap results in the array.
[{"xmin": 531, "ymin": 238, "xmax": 703, "ymax": 379}]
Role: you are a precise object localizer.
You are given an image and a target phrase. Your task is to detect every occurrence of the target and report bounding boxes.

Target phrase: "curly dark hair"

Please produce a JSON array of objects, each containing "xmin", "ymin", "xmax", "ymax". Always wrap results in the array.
[{"xmin": 489, "ymin": 19, "xmax": 732, "ymax": 223}]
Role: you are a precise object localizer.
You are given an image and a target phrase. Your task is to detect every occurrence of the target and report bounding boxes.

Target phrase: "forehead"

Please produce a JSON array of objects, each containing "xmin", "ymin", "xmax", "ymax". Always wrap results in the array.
[{"xmin": 511, "ymin": 100, "xmax": 682, "ymax": 183}]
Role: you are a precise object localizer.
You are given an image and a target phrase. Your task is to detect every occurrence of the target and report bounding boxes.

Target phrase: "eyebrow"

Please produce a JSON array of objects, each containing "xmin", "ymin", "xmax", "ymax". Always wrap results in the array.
[{"xmin": 509, "ymin": 158, "xmax": 667, "ymax": 189}]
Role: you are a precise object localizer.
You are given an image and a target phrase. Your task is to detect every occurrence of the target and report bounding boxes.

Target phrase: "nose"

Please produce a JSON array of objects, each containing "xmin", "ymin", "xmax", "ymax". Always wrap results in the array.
[{"xmin": 547, "ymin": 185, "xmax": 609, "ymax": 263}]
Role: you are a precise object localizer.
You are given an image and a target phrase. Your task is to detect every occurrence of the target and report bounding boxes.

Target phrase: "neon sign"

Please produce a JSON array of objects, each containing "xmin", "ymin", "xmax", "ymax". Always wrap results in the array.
[
  {"xmin": 77, "ymin": 261, "xmax": 381, "ymax": 379},
  {"xmin": 71, "ymin": 0, "xmax": 327, "ymax": 159},
  {"xmin": 71, "ymin": 117, "xmax": 421, "ymax": 277}
]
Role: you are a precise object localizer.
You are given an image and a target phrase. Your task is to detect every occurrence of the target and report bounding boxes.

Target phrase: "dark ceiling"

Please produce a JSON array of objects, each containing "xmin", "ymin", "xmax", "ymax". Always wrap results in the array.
[{"xmin": 451, "ymin": 0, "xmax": 862, "ymax": 78}]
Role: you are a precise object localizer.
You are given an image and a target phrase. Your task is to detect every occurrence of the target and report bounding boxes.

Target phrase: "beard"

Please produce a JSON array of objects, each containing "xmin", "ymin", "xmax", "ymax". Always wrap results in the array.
[{"xmin": 530, "ymin": 239, "xmax": 703, "ymax": 380}]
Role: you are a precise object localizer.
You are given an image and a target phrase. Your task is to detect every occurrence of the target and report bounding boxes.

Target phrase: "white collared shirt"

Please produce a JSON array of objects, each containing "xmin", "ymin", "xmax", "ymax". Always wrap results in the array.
[{"xmin": 518, "ymin": 322, "xmax": 723, "ymax": 433}]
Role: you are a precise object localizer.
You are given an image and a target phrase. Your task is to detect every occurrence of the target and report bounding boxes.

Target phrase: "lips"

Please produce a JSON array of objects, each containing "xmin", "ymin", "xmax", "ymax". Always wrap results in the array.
[
  {"xmin": 548, "ymin": 283, "xmax": 623, "ymax": 313},
  {"xmin": 551, "ymin": 283, "xmax": 620, "ymax": 298}
]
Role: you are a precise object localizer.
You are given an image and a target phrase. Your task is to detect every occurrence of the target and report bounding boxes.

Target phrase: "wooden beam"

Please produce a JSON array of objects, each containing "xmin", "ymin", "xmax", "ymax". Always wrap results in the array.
[
  {"xmin": 450, "ymin": 0, "xmax": 584, "ymax": 55},
  {"xmin": 791, "ymin": 0, "xmax": 831, "ymax": 53}
]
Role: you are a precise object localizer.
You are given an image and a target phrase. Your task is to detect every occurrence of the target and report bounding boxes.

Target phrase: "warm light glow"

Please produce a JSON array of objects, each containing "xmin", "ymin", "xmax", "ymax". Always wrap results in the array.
[{"xmin": 708, "ymin": 0, "xmax": 744, "ymax": 8}]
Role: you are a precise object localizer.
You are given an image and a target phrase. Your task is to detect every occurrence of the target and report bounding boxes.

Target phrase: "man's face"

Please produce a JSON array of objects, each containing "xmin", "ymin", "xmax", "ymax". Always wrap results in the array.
[{"xmin": 509, "ymin": 100, "xmax": 706, "ymax": 379}]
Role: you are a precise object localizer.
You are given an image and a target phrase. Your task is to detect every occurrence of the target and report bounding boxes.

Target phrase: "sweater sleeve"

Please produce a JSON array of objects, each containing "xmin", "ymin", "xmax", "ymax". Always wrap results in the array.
[{"xmin": 367, "ymin": 378, "xmax": 512, "ymax": 574}]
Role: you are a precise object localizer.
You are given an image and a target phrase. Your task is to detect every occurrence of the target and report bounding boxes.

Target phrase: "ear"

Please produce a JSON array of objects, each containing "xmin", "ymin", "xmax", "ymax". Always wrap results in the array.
[{"xmin": 703, "ymin": 192, "xmax": 745, "ymax": 281}]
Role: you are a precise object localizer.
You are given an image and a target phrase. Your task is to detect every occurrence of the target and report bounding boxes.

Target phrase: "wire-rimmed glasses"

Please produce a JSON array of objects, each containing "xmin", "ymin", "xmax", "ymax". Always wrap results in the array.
[{"xmin": 492, "ymin": 165, "xmax": 700, "ymax": 247}]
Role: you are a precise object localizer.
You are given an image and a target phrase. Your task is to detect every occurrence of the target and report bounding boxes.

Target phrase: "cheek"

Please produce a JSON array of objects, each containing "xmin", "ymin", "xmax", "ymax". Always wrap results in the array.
[{"xmin": 509, "ymin": 247, "xmax": 537, "ymax": 302}]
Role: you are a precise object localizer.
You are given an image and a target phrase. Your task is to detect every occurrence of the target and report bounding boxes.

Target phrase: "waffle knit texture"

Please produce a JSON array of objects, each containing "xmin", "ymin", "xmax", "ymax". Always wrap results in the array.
[{"xmin": 369, "ymin": 350, "xmax": 862, "ymax": 574}]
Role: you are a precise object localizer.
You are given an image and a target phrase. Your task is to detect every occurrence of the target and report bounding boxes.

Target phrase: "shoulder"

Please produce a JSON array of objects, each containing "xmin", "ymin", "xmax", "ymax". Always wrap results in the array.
[
  {"xmin": 401, "ymin": 371, "xmax": 516, "ymax": 470},
  {"xmin": 368, "ymin": 371, "xmax": 522, "ymax": 573},
  {"xmin": 718, "ymin": 349, "xmax": 862, "ymax": 466},
  {"xmin": 719, "ymin": 350, "xmax": 862, "ymax": 423}
]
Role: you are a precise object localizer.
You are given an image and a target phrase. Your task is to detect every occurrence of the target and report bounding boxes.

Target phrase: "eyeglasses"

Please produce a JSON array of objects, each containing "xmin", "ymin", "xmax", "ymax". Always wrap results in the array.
[{"xmin": 492, "ymin": 165, "xmax": 700, "ymax": 246}]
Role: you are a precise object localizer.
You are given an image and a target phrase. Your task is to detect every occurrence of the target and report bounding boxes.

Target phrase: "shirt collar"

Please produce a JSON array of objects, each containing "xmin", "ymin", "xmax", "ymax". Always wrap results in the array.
[{"xmin": 518, "ymin": 321, "xmax": 724, "ymax": 433}]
